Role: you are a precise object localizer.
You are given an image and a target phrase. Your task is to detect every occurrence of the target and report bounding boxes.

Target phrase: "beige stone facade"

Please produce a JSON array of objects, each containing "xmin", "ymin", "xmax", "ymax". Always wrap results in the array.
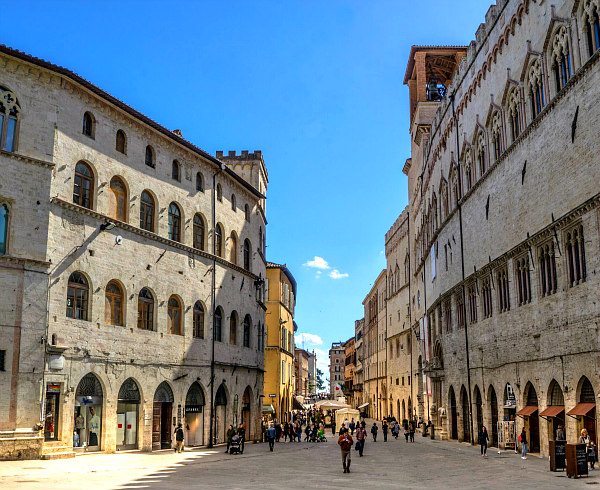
[
  {"xmin": 0, "ymin": 46, "xmax": 267, "ymax": 459},
  {"xmin": 401, "ymin": 0, "xmax": 600, "ymax": 457}
]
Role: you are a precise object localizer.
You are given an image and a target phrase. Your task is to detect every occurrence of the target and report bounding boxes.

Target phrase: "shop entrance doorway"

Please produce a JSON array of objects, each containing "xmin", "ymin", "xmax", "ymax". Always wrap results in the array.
[
  {"xmin": 185, "ymin": 382, "xmax": 205, "ymax": 446},
  {"xmin": 44, "ymin": 383, "xmax": 61, "ymax": 442},
  {"xmin": 117, "ymin": 378, "xmax": 140, "ymax": 450},
  {"xmin": 153, "ymin": 382, "xmax": 174, "ymax": 450}
]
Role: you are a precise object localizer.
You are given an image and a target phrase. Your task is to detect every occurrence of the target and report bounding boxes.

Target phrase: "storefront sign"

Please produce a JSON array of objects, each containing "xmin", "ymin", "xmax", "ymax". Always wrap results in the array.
[
  {"xmin": 46, "ymin": 383, "xmax": 61, "ymax": 393},
  {"xmin": 185, "ymin": 405, "xmax": 203, "ymax": 413}
]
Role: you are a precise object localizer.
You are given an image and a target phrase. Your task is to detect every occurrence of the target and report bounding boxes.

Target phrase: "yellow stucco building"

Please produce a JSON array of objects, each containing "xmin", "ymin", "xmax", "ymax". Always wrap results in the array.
[{"xmin": 264, "ymin": 263, "xmax": 297, "ymax": 422}]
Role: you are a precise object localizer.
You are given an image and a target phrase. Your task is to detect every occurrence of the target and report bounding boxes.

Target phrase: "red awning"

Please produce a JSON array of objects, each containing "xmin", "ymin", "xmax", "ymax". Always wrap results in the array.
[
  {"xmin": 539, "ymin": 406, "xmax": 565, "ymax": 418},
  {"xmin": 567, "ymin": 403, "xmax": 596, "ymax": 417},
  {"xmin": 517, "ymin": 405, "xmax": 538, "ymax": 417}
]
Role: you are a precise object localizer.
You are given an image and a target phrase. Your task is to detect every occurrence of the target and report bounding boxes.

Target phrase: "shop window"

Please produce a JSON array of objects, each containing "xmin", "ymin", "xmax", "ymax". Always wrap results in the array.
[
  {"xmin": 497, "ymin": 265, "xmax": 510, "ymax": 313},
  {"xmin": 137, "ymin": 288, "xmax": 154, "ymax": 331},
  {"xmin": 229, "ymin": 311, "xmax": 238, "ymax": 345},
  {"xmin": 539, "ymin": 241, "xmax": 558, "ymax": 297},
  {"xmin": 0, "ymin": 86, "xmax": 20, "ymax": 152},
  {"xmin": 193, "ymin": 301, "xmax": 204, "ymax": 339},
  {"xmin": 196, "ymin": 172, "xmax": 204, "ymax": 192},
  {"xmin": 74, "ymin": 373, "xmax": 103, "ymax": 450},
  {"xmin": 115, "ymin": 129, "xmax": 127, "ymax": 154},
  {"xmin": 145, "ymin": 145, "xmax": 155, "ymax": 168},
  {"xmin": 566, "ymin": 224, "xmax": 587, "ymax": 287},
  {"xmin": 516, "ymin": 255, "xmax": 532, "ymax": 306},
  {"xmin": 168, "ymin": 202, "xmax": 182, "ymax": 242},
  {"xmin": 105, "ymin": 280, "xmax": 124, "ymax": 326},
  {"xmin": 73, "ymin": 161, "xmax": 94, "ymax": 209},
  {"xmin": 109, "ymin": 176, "xmax": 128, "ymax": 222},
  {"xmin": 243, "ymin": 239, "xmax": 251, "ymax": 271},
  {"xmin": 167, "ymin": 296, "xmax": 183, "ymax": 335},
  {"xmin": 82, "ymin": 111, "xmax": 95, "ymax": 138},
  {"xmin": 66, "ymin": 272, "xmax": 89, "ymax": 320},
  {"xmin": 139, "ymin": 190, "xmax": 155, "ymax": 232},
  {"xmin": 193, "ymin": 213, "xmax": 205, "ymax": 251},
  {"xmin": 243, "ymin": 315, "xmax": 251, "ymax": 348},
  {"xmin": 214, "ymin": 306, "xmax": 223, "ymax": 342},
  {"xmin": 0, "ymin": 203, "xmax": 9, "ymax": 255}
]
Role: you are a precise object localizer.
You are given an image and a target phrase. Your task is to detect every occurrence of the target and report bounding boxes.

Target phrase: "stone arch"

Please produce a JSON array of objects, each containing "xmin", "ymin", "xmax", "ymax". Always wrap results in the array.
[
  {"xmin": 185, "ymin": 381, "xmax": 206, "ymax": 446},
  {"xmin": 448, "ymin": 386, "xmax": 458, "ymax": 440},
  {"xmin": 116, "ymin": 377, "xmax": 141, "ymax": 450},
  {"xmin": 473, "ymin": 385, "xmax": 483, "ymax": 432},
  {"xmin": 523, "ymin": 381, "xmax": 540, "ymax": 453},
  {"xmin": 242, "ymin": 386, "xmax": 253, "ymax": 436},
  {"xmin": 460, "ymin": 385, "xmax": 471, "ymax": 443},
  {"xmin": 487, "ymin": 384, "xmax": 499, "ymax": 447},
  {"xmin": 214, "ymin": 383, "xmax": 229, "ymax": 444},
  {"xmin": 75, "ymin": 372, "xmax": 105, "ymax": 450}
]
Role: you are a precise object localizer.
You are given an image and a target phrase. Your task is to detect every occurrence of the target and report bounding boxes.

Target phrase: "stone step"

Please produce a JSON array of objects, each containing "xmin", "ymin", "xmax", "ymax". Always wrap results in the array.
[
  {"xmin": 0, "ymin": 430, "xmax": 41, "ymax": 440},
  {"xmin": 41, "ymin": 451, "xmax": 75, "ymax": 460},
  {"xmin": 42, "ymin": 442, "xmax": 74, "ymax": 454}
]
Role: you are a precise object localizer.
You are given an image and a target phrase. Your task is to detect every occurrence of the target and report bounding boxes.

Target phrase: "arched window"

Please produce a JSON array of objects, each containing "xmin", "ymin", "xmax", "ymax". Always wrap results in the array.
[
  {"xmin": 137, "ymin": 288, "xmax": 154, "ymax": 331},
  {"xmin": 82, "ymin": 111, "xmax": 94, "ymax": 138},
  {"xmin": 168, "ymin": 295, "xmax": 182, "ymax": 335},
  {"xmin": 582, "ymin": 2, "xmax": 600, "ymax": 58},
  {"xmin": 243, "ymin": 239, "xmax": 251, "ymax": 271},
  {"xmin": 109, "ymin": 176, "xmax": 128, "ymax": 222},
  {"xmin": 0, "ymin": 203, "xmax": 9, "ymax": 255},
  {"xmin": 115, "ymin": 129, "xmax": 127, "ymax": 154},
  {"xmin": 140, "ymin": 191, "xmax": 155, "ymax": 232},
  {"xmin": 0, "ymin": 86, "xmax": 20, "ymax": 152},
  {"xmin": 440, "ymin": 181, "xmax": 449, "ymax": 220},
  {"xmin": 476, "ymin": 131, "xmax": 486, "ymax": 177},
  {"xmin": 193, "ymin": 301, "xmax": 204, "ymax": 339},
  {"xmin": 193, "ymin": 213, "xmax": 205, "ymax": 251},
  {"xmin": 229, "ymin": 311, "xmax": 238, "ymax": 345},
  {"xmin": 214, "ymin": 306, "xmax": 223, "ymax": 342},
  {"xmin": 507, "ymin": 87, "xmax": 522, "ymax": 142},
  {"xmin": 66, "ymin": 272, "xmax": 89, "ymax": 320},
  {"xmin": 231, "ymin": 194, "xmax": 236, "ymax": 211},
  {"xmin": 73, "ymin": 161, "xmax": 94, "ymax": 209},
  {"xmin": 464, "ymin": 151, "xmax": 473, "ymax": 191},
  {"xmin": 196, "ymin": 172, "xmax": 204, "ymax": 192},
  {"xmin": 244, "ymin": 204, "xmax": 250, "ymax": 222},
  {"xmin": 550, "ymin": 26, "xmax": 572, "ymax": 93},
  {"xmin": 172, "ymin": 160, "xmax": 181, "ymax": 181},
  {"xmin": 215, "ymin": 223, "xmax": 223, "ymax": 257},
  {"xmin": 168, "ymin": 202, "xmax": 182, "ymax": 242},
  {"xmin": 527, "ymin": 57, "xmax": 545, "ymax": 119},
  {"xmin": 490, "ymin": 111, "xmax": 504, "ymax": 162},
  {"xmin": 229, "ymin": 232, "xmax": 238, "ymax": 264},
  {"xmin": 243, "ymin": 315, "xmax": 251, "ymax": 348},
  {"xmin": 449, "ymin": 165, "xmax": 459, "ymax": 208},
  {"xmin": 216, "ymin": 183, "xmax": 223, "ymax": 202},
  {"xmin": 145, "ymin": 145, "xmax": 155, "ymax": 168},
  {"xmin": 105, "ymin": 280, "xmax": 124, "ymax": 326}
]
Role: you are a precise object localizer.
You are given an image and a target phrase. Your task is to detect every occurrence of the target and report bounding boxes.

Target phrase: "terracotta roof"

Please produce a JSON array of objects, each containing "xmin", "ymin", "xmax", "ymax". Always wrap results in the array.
[
  {"xmin": 403, "ymin": 45, "xmax": 468, "ymax": 85},
  {"xmin": 266, "ymin": 261, "xmax": 297, "ymax": 297},
  {"xmin": 0, "ymin": 44, "xmax": 264, "ymax": 199}
]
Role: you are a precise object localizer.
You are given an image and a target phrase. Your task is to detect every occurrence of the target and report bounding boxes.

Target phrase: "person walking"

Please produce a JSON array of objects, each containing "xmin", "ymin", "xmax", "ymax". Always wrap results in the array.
[
  {"xmin": 409, "ymin": 422, "xmax": 415, "ymax": 443},
  {"xmin": 580, "ymin": 429, "xmax": 596, "ymax": 470},
  {"xmin": 355, "ymin": 423, "xmax": 366, "ymax": 457},
  {"xmin": 283, "ymin": 421, "xmax": 289, "ymax": 442},
  {"xmin": 332, "ymin": 419, "xmax": 337, "ymax": 436},
  {"xmin": 382, "ymin": 420, "xmax": 389, "ymax": 442},
  {"xmin": 371, "ymin": 422, "xmax": 378, "ymax": 442},
  {"xmin": 349, "ymin": 419, "xmax": 356, "ymax": 435},
  {"xmin": 237, "ymin": 423, "xmax": 246, "ymax": 454},
  {"xmin": 225, "ymin": 424, "xmax": 236, "ymax": 453},
  {"xmin": 519, "ymin": 427, "xmax": 528, "ymax": 460},
  {"xmin": 266, "ymin": 422, "xmax": 276, "ymax": 452},
  {"xmin": 173, "ymin": 423, "xmax": 185, "ymax": 453},
  {"xmin": 478, "ymin": 426, "xmax": 489, "ymax": 457},
  {"xmin": 338, "ymin": 428, "xmax": 354, "ymax": 474}
]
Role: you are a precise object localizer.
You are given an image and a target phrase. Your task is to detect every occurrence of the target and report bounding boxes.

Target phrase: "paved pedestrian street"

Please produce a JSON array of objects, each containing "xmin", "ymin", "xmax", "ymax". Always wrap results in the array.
[{"xmin": 1, "ymin": 433, "xmax": 598, "ymax": 490}]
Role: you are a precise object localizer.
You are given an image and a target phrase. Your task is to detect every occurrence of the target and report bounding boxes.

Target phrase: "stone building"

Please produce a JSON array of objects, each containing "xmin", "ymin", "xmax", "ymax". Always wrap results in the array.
[
  {"xmin": 353, "ymin": 319, "xmax": 365, "ymax": 409},
  {"xmin": 362, "ymin": 271, "xmax": 388, "ymax": 419},
  {"xmin": 384, "ymin": 209, "xmax": 413, "ymax": 422},
  {"xmin": 264, "ymin": 262, "xmax": 296, "ymax": 422},
  {"xmin": 343, "ymin": 337, "xmax": 356, "ymax": 406},
  {"xmin": 294, "ymin": 348, "xmax": 310, "ymax": 400},
  {"xmin": 0, "ymin": 45, "xmax": 267, "ymax": 460},
  {"xmin": 328, "ymin": 342, "xmax": 345, "ymax": 397},
  {"xmin": 402, "ymin": 0, "xmax": 600, "ymax": 457}
]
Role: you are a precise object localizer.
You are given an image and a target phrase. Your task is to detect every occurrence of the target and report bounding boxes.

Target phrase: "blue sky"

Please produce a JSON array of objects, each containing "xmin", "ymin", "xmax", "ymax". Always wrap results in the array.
[{"xmin": 6, "ymin": 0, "xmax": 491, "ymax": 380}]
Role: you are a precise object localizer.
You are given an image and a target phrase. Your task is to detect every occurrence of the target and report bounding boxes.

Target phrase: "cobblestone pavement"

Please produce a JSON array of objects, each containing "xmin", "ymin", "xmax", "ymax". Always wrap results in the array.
[{"xmin": 1, "ymin": 432, "xmax": 599, "ymax": 489}]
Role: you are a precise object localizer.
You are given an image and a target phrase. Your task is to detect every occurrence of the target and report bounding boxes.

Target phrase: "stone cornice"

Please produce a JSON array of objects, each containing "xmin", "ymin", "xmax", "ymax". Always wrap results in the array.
[
  {"xmin": 0, "ymin": 255, "xmax": 51, "ymax": 270},
  {"xmin": 51, "ymin": 197, "xmax": 260, "ymax": 281},
  {"xmin": 0, "ymin": 149, "xmax": 54, "ymax": 169}
]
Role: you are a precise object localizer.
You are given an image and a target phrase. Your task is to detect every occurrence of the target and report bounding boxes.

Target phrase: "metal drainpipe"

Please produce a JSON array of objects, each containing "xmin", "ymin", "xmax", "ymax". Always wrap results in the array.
[
  {"xmin": 450, "ymin": 93, "xmax": 475, "ymax": 445},
  {"xmin": 407, "ymin": 211, "xmax": 413, "ymax": 422},
  {"xmin": 208, "ymin": 165, "xmax": 223, "ymax": 448}
]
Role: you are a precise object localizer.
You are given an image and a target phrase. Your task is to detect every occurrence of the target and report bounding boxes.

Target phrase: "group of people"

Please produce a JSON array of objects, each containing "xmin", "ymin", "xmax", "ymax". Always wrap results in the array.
[{"xmin": 225, "ymin": 423, "xmax": 247, "ymax": 454}]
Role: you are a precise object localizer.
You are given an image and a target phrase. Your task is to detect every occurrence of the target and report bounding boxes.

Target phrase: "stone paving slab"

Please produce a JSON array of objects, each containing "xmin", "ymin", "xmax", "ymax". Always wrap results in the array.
[{"xmin": 1, "ymin": 432, "xmax": 599, "ymax": 489}]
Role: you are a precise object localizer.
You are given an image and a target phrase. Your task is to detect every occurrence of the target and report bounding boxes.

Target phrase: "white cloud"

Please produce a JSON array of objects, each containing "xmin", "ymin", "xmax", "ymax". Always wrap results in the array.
[
  {"xmin": 329, "ymin": 269, "xmax": 349, "ymax": 280},
  {"xmin": 303, "ymin": 256, "xmax": 330, "ymax": 270},
  {"xmin": 296, "ymin": 332, "xmax": 324, "ymax": 346},
  {"xmin": 315, "ymin": 270, "xmax": 322, "ymax": 279}
]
